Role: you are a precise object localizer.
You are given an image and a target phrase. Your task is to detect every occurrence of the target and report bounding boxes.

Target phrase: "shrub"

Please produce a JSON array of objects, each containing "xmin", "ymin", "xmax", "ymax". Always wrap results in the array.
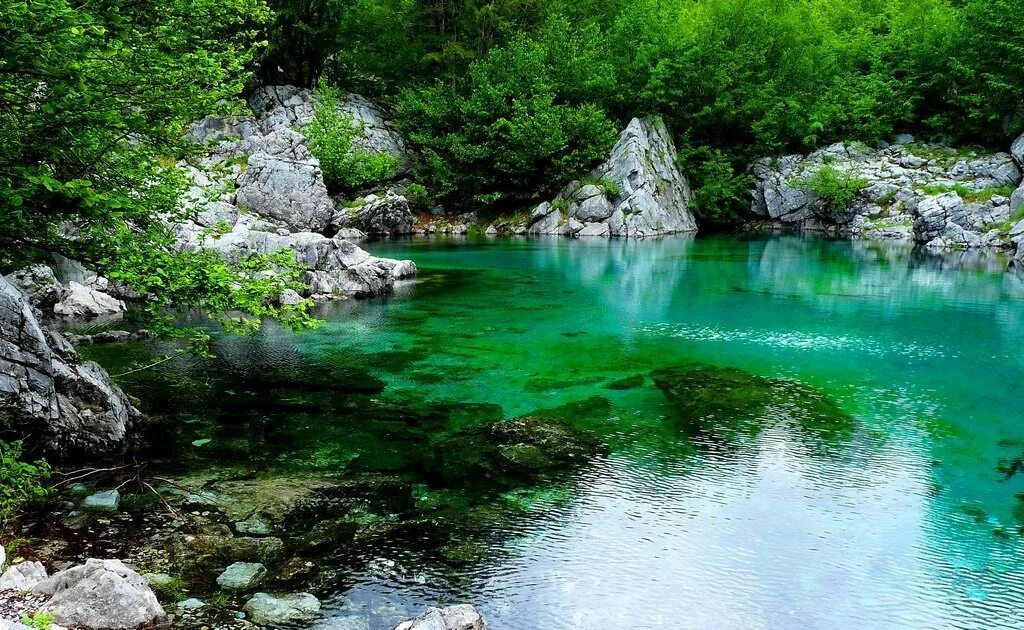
[
  {"xmin": 0, "ymin": 441, "xmax": 51, "ymax": 529},
  {"xmin": 22, "ymin": 612, "xmax": 56, "ymax": 630},
  {"xmin": 793, "ymin": 165, "xmax": 868, "ymax": 212},
  {"xmin": 403, "ymin": 183, "xmax": 430, "ymax": 210},
  {"xmin": 676, "ymin": 145, "xmax": 753, "ymax": 227},
  {"xmin": 306, "ymin": 82, "xmax": 400, "ymax": 192}
]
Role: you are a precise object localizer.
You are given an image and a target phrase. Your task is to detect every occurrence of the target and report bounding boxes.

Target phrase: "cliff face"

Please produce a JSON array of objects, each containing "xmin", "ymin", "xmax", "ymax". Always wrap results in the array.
[
  {"xmin": 511, "ymin": 117, "xmax": 698, "ymax": 238},
  {"xmin": 751, "ymin": 135, "xmax": 1024, "ymax": 260}
]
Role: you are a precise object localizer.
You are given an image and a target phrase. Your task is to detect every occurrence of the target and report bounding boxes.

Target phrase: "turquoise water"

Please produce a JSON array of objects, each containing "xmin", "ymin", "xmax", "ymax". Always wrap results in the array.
[{"xmin": 92, "ymin": 235, "xmax": 1024, "ymax": 629}]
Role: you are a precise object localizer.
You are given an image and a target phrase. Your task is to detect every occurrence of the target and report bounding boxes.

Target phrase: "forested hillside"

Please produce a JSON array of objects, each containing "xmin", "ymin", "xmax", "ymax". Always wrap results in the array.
[{"xmin": 259, "ymin": 0, "xmax": 1024, "ymax": 222}]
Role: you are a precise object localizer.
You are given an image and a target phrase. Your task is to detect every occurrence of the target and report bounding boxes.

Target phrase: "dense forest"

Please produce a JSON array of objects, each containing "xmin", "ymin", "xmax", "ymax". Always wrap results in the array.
[{"xmin": 1, "ymin": 0, "xmax": 1023, "ymax": 323}]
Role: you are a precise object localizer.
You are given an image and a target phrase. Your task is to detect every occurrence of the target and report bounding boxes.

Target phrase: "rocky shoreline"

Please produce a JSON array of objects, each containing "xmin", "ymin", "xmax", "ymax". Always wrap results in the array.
[{"xmin": 5, "ymin": 82, "xmax": 1024, "ymax": 629}]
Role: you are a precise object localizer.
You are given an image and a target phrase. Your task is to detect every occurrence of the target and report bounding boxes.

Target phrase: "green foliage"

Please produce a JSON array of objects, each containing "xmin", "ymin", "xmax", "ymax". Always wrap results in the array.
[
  {"xmin": 676, "ymin": 146, "xmax": 753, "ymax": 226},
  {"xmin": 397, "ymin": 18, "xmax": 618, "ymax": 211},
  {"xmin": 0, "ymin": 441, "xmax": 51, "ymax": 529},
  {"xmin": 21, "ymin": 612, "xmax": 56, "ymax": 630},
  {"xmin": 581, "ymin": 177, "xmax": 620, "ymax": 198},
  {"xmin": 793, "ymin": 166, "xmax": 868, "ymax": 212},
  {"xmin": 306, "ymin": 83, "xmax": 400, "ymax": 192},
  {"xmin": 0, "ymin": 0, "xmax": 318, "ymax": 343},
  {"xmin": 404, "ymin": 183, "xmax": 431, "ymax": 210},
  {"xmin": 916, "ymin": 183, "xmax": 1017, "ymax": 203}
]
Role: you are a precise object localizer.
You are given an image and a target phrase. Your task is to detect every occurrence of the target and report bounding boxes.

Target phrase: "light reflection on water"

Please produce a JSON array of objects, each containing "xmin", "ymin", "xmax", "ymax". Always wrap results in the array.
[{"xmin": 93, "ymin": 235, "xmax": 1024, "ymax": 629}]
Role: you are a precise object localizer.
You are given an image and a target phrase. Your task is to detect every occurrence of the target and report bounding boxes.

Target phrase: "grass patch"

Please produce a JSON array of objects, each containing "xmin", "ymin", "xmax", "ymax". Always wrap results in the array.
[
  {"xmin": 903, "ymin": 143, "xmax": 979, "ymax": 168},
  {"xmin": 916, "ymin": 183, "xmax": 1016, "ymax": 203}
]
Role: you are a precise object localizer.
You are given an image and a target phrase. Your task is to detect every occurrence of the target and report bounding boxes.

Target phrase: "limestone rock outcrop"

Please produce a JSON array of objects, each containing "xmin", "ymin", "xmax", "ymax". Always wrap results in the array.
[
  {"xmin": 0, "ymin": 276, "xmax": 142, "ymax": 458},
  {"xmin": 179, "ymin": 85, "xmax": 416, "ymax": 298},
  {"xmin": 331, "ymin": 191, "xmax": 415, "ymax": 236},
  {"xmin": 523, "ymin": 117, "xmax": 697, "ymax": 238},
  {"xmin": 751, "ymin": 138, "xmax": 1024, "ymax": 254}
]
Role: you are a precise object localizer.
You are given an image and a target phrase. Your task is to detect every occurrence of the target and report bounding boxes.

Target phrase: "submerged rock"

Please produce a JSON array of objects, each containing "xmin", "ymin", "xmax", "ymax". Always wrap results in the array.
[
  {"xmin": 525, "ymin": 117, "xmax": 697, "ymax": 238},
  {"xmin": 394, "ymin": 604, "xmax": 485, "ymax": 630},
  {"xmin": 31, "ymin": 559, "xmax": 166, "ymax": 629},
  {"xmin": 243, "ymin": 592, "xmax": 321, "ymax": 626},
  {"xmin": 652, "ymin": 364, "xmax": 854, "ymax": 444},
  {"xmin": 436, "ymin": 415, "xmax": 605, "ymax": 488},
  {"xmin": 80, "ymin": 489, "xmax": 120, "ymax": 513},
  {"xmin": 216, "ymin": 562, "xmax": 267, "ymax": 591}
]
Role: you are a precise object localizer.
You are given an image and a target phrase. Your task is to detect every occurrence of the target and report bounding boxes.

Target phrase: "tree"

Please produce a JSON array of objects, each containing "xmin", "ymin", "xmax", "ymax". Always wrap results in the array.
[{"xmin": 0, "ymin": 0, "xmax": 316, "ymax": 341}]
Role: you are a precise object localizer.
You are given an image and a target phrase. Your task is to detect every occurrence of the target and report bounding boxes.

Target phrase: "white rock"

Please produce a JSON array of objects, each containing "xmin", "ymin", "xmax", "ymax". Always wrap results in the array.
[
  {"xmin": 394, "ymin": 604, "xmax": 484, "ymax": 630},
  {"xmin": 32, "ymin": 559, "xmax": 165, "ymax": 629},
  {"xmin": 0, "ymin": 561, "xmax": 47, "ymax": 590},
  {"xmin": 243, "ymin": 592, "xmax": 321, "ymax": 626},
  {"xmin": 53, "ymin": 282, "xmax": 125, "ymax": 319},
  {"xmin": 530, "ymin": 117, "xmax": 696, "ymax": 238}
]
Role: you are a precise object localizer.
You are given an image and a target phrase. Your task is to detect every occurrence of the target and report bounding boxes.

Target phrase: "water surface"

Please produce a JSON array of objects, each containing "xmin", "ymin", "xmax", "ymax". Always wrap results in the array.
[{"xmin": 89, "ymin": 236, "xmax": 1024, "ymax": 629}]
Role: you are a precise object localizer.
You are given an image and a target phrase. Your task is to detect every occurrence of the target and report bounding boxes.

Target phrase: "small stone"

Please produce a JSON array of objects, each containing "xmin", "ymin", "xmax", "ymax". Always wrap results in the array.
[
  {"xmin": 243, "ymin": 592, "xmax": 321, "ymax": 626},
  {"xmin": 394, "ymin": 604, "xmax": 484, "ymax": 630},
  {"xmin": 178, "ymin": 598, "xmax": 206, "ymax": 610},
  {"xmin": 235, "ymin": 515, "xmax": 271, "ymax": 536},
  {"xmin": 216, "ymin": 562, "xmax": 267, "ymax": 591},
  {"xmin": 81, "ymin": 489, "xmax": 120, "ymax": 512}
]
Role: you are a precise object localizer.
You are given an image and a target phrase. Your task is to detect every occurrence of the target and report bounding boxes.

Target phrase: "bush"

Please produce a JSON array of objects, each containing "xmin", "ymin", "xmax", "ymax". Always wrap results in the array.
[
  {"xmin": 403, "ymin": 183, "xmax": 431, "ymax": 210},
  {"xmin": 793, "ymin": 165, "xmax": 868, "ymax": 212},
  {"xmin": 0, "ymin": 441, "xmax": 51, "ymax": 528},
  {"xmin": 676, "ymin": 145, "xmax": 753, "ymax": 227},
  {"xmin": 306, "ymin": 82, "xmax": 401, "ymax": 192}
]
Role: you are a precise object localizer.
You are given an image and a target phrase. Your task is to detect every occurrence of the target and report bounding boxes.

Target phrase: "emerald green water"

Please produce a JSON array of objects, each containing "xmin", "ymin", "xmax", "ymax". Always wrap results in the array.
[{"xmin": 90, "ymin": 235, "xmax": 1024, "ymax": 628}]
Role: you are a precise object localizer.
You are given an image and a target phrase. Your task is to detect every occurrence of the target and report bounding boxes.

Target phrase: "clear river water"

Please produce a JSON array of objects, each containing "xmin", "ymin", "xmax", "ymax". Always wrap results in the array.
[{"xmin": 84, "ymin": 235, "xmax": 1024, "ymax": 629}]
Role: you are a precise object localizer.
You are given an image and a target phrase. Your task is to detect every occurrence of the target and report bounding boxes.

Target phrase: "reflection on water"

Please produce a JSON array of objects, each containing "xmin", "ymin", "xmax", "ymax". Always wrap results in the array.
[{"xmin": 86, "ymin": 235, "xmax": 1024, "ymax": 629}]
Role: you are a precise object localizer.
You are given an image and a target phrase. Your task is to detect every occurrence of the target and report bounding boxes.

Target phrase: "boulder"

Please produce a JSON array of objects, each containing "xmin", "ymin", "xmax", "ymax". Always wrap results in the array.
[
  {"xmin": 243, "ymin": 592, "xmax": 321, "ymax": 626},
  {"xmin": 234, "ymin": 153, "xmax": 334, "ymax": 232},
  {"xmin": 0, "ymin": 561, "xmax": 48, "ymax": 590},
  {"xmin": 216, "ymin": 562, "xmax": 267, "ymax": 591},
  {"xmin": 194, "ymin": 228, "xmax": 413, "ymax": 298},
  {"xmin": 0, "ymin": 277, "xmax": 142, "ymax": 457},
  {"xmin": 1012, "ymin": 183, "xmax": 1024, "ymax": 214},
  {"xmin": 80, "ymin": 489, "xmax": 120, "ymax": 512},
  {"xmin": 52, "ymin": 282, "xmax": 124, "ymax": 319},
  {"xmin": 1012, "ymin": 132, "xmax": 1024, "ymax": 168},
  {"xmin": 31, "ymin": 559, "xmax": 165, "ymax": 629},
  {"xmin": 188, "ymin": 114, "xmax": 261, "ymax": 145},
  {"xmin": 528, "ymin": 117, "xmax": 697, "ymax": 238},
  {"xmin": 4, "ymin": 265, "xmax": 65, "ymax": 311},
  {"xmin": 331, "ymin": 192, "xmax": 415, "ymax": 236},
  {"xmin": 394, "ymin": 604, "xmax": 485, "ymax": 630},
  {"xmin": 168, "ymin": 534, "xmax": 286, "ymax": 576}
]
